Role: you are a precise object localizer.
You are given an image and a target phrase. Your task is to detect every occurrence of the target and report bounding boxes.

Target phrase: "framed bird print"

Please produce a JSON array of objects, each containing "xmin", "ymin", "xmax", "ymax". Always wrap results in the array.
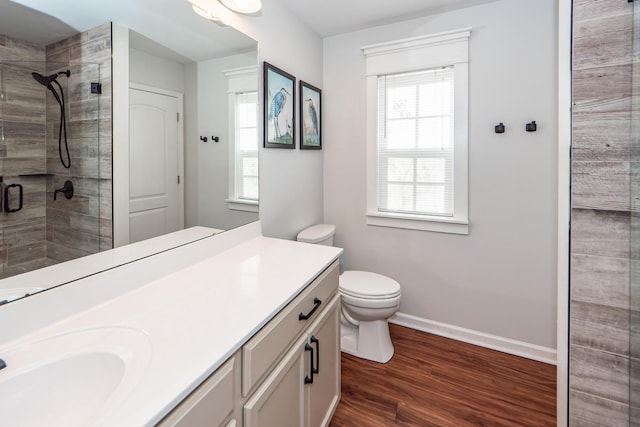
[
  {"xmin": 264, "ymin": 62, "xmax": 295, "ymax": 148},
  {"xmin": 299, "ymin": 81, "xmax": 322, "ymax": 150}
]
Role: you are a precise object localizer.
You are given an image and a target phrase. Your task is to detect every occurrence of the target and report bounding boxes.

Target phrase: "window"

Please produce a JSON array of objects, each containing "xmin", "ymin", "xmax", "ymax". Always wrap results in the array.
[
  {"xmin": 378, "ymin": 67, "xmax": 454, "ymax": 217},
  {"xmin": 225, "ymin": 66, "xmax": 258, "ymax": 212},
  {"xmin": 234, "ymin": 91, "xmax": 259, "ymax": 201},
  {"xmin": 363, "ymin": 28, "xmax": 470, "ymax": 234}
]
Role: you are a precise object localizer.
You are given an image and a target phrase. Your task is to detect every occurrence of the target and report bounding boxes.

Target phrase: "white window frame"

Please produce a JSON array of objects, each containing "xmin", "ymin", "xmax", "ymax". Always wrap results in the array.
[
  {"xmin": 224, "ymin": 66, "xmax": 259, "ymax": 213},
  {"xmin": 363, "ymin": 28, "xmax": 471, "ymax": 235}
]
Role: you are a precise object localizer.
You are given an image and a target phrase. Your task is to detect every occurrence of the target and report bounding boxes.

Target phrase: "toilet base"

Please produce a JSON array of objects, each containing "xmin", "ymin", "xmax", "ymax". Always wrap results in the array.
[{"xmin": 340, "ymin": 319, "xmax": 394, "ymax": 363}]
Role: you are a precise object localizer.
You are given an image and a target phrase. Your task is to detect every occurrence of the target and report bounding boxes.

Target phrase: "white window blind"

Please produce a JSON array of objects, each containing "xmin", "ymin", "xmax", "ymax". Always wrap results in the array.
[
  {"xmin": 363, "ymin": 28, "xmax": 469, "ymax": 234},
  {"xmin": 235, "ymin": 91, "xmax": 259, "ymax": 201},
  {"xmin": 377, "ymin": 67, "xmax": 454, "ymax": 217}
]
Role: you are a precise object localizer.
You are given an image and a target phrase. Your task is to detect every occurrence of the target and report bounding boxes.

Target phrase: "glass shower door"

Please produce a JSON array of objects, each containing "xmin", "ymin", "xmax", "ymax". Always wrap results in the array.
[
  {"xmin": 0, "ymin": 60, "xmax": 102, "ymax": 285},
  {"xmin": 631, "ymin": 0, "xmax": 640, "ymax": 423},
  {"xmin": 0, "ymin": 63, "xmax": 4, "ymax": 280}
]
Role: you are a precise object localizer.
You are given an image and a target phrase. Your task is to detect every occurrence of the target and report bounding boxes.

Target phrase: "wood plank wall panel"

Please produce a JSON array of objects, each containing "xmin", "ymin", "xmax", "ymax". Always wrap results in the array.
[
  {"xmin": 0, "ymin": 36, "xmax": 48, "ymax": 278},
  {"xmin": 570, "ymin": 0, "xmax": 636, "ymax": 423},
  {"xmin": 0, "ymin": 23, "xmax": 112, "ymax": 278},
  {"xmin": 45, "ymin": 22, "xmax": 112, "ymax": 261}
]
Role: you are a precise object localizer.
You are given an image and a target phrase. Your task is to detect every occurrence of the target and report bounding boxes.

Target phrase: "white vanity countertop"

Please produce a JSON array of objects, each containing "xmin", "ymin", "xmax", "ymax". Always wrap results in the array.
[
  {"xmin": 0, "ymin": 226, "xmax": 221, "ymax": 301},
  {"xmin": 0, "ymin": 223, "xmax": 343, "ymax": 426}
]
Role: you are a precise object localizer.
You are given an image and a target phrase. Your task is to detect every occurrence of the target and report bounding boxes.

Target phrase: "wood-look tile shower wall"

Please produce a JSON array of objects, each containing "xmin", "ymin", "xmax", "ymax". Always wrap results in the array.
[
  {"xmin": 45, "ymin": 23, "xmax": 112, "ymax": 263},
  {"xmin": 0, "ymin": 23, "xmax": 112, "ymax": 279},
  {"xmin": 0, "ymin": 34, "xmax": 48, "ymax": 278},
  {"xmin": 570, "ymin": 0, "xmax": 635, "ymax": 425}
]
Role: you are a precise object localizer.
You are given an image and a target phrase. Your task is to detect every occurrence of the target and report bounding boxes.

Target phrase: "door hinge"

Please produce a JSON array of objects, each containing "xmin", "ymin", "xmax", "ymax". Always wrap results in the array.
[
  {"xmin": 178, "ymin": 175, "xmax": 180, "ymax": 184},
  {"xmin": 177, "ymin": 112, "xmax": 180, "ymax": 122}
]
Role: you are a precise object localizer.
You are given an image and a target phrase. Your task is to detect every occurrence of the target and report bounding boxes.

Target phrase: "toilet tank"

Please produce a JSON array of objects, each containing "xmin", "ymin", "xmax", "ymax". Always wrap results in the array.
[{"xmin": 296, "ymin": 224, "xmax": 335, "ymax": 246}]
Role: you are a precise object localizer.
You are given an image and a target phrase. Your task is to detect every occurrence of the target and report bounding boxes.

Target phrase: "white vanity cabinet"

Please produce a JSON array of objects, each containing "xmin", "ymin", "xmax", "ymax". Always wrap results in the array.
[
  {"xmin": 158, "ymin": 355, "xmax": 239, "ymax": 427},
  {"xmin": 244, "ymin": 294, "xmax": 340, "ymax": 427},
  {"xmin": 306, "ymin": 295, "xmax": 341, "ymax": 427},
  {"xmin": 158, "ymin": 260, "xmax": 341, "ymax": 427},
  {"xmin": 243, "ymin": 333, "xmax": 308, "ymax": 426}
]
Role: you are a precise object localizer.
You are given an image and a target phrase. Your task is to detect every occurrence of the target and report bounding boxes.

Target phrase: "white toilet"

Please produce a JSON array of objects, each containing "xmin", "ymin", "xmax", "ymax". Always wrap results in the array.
[{"xmin": 297, "ymin": 224, "xmax": 401, "ymax": 363}]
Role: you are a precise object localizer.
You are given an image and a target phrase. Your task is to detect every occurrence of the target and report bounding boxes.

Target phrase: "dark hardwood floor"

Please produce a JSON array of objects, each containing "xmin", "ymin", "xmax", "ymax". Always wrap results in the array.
[{"xmin": 329, "ymin": 324, "xmax": 556, "ymax": 427}]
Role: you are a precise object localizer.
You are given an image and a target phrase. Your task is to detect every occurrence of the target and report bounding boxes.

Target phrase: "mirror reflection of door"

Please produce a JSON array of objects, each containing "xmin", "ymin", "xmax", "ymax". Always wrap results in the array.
[{"xmin": 128, "ymin": 85, "xmax": 184, "ymax": 243}]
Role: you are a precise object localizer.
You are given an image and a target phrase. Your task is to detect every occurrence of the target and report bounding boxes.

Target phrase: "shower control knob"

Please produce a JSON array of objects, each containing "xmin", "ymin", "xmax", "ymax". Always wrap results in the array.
[{"xmin": 54, "ymin": 180, "xmax": 74, "ymax": 201}]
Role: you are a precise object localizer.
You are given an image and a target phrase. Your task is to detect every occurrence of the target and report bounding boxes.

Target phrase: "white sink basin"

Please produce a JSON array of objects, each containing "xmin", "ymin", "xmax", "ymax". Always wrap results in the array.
[{"xmin": 0, "ymin": 327, "xmax": 152, "ymax": 426}]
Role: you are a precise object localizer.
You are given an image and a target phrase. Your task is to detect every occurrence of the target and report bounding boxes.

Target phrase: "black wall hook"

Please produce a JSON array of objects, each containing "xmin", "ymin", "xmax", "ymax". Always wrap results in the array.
[
  {"xmin": 494, "ymin": 123, "xmax": 505, "ymax": 134},
  {"xmin": 200, "ymin": 136, "xmax": 208, "ymax": 142},
  {"xmin": 211, "ymin": 136, "xmax": 220, "ymax": 142},
  {"xmin": 526, "ymin": 121, "xmax": 537, "ymax": 132}
]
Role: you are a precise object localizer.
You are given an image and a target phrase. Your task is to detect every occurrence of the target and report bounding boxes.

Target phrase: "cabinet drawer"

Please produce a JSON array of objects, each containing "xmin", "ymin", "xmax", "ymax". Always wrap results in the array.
[
  {"xmin": 242, "ymin": 260, "xmax": 339, "ymax": 396},
  {"xmin": 158, "ymin": 355, "xmax": 236, "ymax": 427}
]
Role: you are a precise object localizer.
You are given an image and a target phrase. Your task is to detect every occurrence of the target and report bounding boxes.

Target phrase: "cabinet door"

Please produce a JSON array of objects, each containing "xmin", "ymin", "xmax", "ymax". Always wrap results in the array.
[
  {"xmin": 158, "ymin": 356, "xmax": 236, "ymax": 427},
  {"xmin": 244, "ymin": 335, "xmax": 309, "ymax": 427},
  {"xmin": 307, "ymin": 295, "xmax": 341, "ymax": 427},
  {"xmin": 242, "ymin": 260, "xmax": 339, "ymax": 397}
]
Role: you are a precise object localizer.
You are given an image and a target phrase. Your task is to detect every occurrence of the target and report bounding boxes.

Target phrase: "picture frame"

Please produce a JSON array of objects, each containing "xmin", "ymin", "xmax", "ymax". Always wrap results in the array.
[
  {"xmin": 264, "ymin": 62, "xmax": 295, "ymax": 148},
  {"xmin": 299, "ymin": 81, "xmax": 322, "ymax": 150}
]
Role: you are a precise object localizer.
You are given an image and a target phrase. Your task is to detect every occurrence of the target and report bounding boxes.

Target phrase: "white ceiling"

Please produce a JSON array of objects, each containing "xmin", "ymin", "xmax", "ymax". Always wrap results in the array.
[
  {"xmin": 276, "ymin": 0, "xmax": 499, "ymax": 37},
  {"xmin": 0, "ymin": 0, "xmax": 76, "ymax": 45},
  {"xmin": 1, "ymin": 0, "xmax": 257, "ymax": 61},
  {"xmin": 0, "ymin": 0, "xmax": 499, "ymax": 60}
]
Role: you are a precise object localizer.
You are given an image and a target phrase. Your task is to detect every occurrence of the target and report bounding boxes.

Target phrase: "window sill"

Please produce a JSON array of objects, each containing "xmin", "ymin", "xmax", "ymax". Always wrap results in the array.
[
  {"xmin": 226, "ymin": 198, "xmax": 259, "ymax": 213},
  {"xmin": 366, "ymin": 211, "xmax": 469, "ymax": 235}
]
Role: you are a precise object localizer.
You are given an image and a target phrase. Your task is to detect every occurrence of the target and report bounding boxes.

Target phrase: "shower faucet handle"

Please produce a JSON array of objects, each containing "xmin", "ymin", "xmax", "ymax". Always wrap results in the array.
[{"xmin": 54, "ymin": 180, "xmax": 74, "ymax": 201}]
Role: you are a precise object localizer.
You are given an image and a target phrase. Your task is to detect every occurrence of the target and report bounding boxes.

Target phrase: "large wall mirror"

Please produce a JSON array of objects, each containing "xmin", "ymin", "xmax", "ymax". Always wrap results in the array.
[{"xmin": 0, "ymin": 0, "xmax": 259, "ymax": 303}]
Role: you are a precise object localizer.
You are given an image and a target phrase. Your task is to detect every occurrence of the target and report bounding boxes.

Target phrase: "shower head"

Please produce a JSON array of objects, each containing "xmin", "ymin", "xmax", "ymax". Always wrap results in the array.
[
  {"xmin": 31, "ymin": 70, "xmax": 70, "ymax": 88},
  {"xmin": 31, "ymin": 72, "xmax": 58, "ymax": 88}
]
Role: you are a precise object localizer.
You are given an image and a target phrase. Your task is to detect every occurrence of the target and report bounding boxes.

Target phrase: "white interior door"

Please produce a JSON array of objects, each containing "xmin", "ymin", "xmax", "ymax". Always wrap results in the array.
[{"xmin": 129, "ymin": 87, "xmax": 183, "ymax": 243}]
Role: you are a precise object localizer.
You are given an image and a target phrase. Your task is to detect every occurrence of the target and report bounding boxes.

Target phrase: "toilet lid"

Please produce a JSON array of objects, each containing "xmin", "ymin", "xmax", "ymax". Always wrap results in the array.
[{"xmin": 339, "ymin": 271, "xmax": 401, "ymax": 300}]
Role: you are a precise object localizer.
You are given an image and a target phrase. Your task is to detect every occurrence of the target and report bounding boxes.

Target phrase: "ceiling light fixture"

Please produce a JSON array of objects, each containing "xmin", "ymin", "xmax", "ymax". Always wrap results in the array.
[{"xmin": 219, "ymin": 0, "xmax": 262, "ymax": 14}]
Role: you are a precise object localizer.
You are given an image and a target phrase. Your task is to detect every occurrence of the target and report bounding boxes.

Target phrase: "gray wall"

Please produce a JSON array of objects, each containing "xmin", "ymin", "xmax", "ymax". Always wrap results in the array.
[
  {"xmin": 322, "ymin": 0, "xmax": 558, "ymax": 351},
  {"xmin": 196, "ymin": 52, "xmax": 259, "ymax": 231},
  {"xmin": 569, "ymin": 0, "xmax": 636, "ymax": 424},
  {"xmin": 129, "ymin": 48, "xmax": 259, "ymax": 231},
  {"xmin": 219, "ymin": 0, "xmax": 325, "ymax": 240}
]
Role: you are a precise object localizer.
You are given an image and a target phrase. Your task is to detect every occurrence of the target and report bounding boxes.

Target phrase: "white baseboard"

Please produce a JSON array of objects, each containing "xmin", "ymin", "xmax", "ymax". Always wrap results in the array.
[{"xmin": 390, "ymin": 312, "xmax": 557, "ymax": 365}]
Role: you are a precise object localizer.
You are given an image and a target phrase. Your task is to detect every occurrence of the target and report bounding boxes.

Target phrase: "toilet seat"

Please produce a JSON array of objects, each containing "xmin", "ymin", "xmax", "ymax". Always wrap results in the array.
[{"xmin": 339, "ymin": 271, "xmax": 401, "ymax": 300}]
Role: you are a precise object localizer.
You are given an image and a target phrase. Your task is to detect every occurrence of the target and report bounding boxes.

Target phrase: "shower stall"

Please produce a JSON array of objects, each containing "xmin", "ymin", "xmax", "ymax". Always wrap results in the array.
[
  {"xmin": 570, "ymin": 0, "xmax": 640, "ymax": 424},
  {"xmin": 0, "ymin": 24, "xmax": 111, "ymax": 282},
  {"xmin": 0, "ymin": 60, "xmax": 102, "ymax": 279}
]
